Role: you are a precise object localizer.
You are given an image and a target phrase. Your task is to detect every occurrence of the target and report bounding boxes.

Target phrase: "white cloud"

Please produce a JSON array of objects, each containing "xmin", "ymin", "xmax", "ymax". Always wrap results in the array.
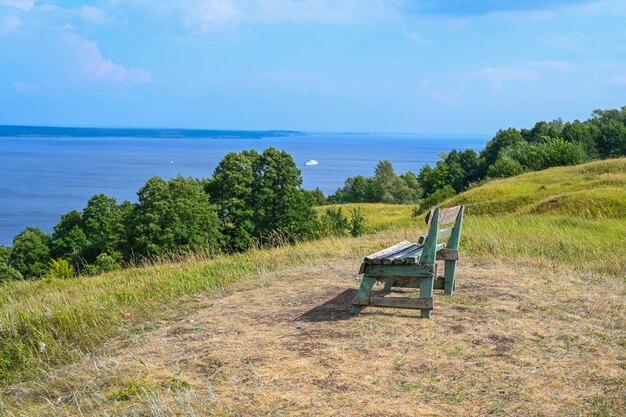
[
  {"xmin": 241, "ymin": 0, "xmax": 400, "ymax": 23},
  {"xmin": 79, "ymin": 5, "xmax": 109, "ymax": 24},
  {"xmin": 403, "ymin": 32, "xmax": 431, "ymax": 43},
  {"xmin": 528, "ymin": 60, "xmax": 573, "ymax": 70},
  {"xmin": 0, "ymin": 0, "xmax": 33, "ymax": 12},
  {"xmin": 467, "ymin": 66, "xmax": 539, "ymax": 89},
  {"xmin": 13, "ymin": 81, "xmax": 39, "ymax": 91},
  {"xmin": 0, "ymin": 15, "xmax": 20, "ymax": 32},
  {"xmin": 608, "ymin": 73, "xmax": 626, "ymax": 87},
  {"xmin": 180, "ymin": 0, "xmax": 240, "ymax": 32},
  {"xmin": 467, "ymin": 60, "xmax": 572, "ymax": 89},
  {"xmin": 63, "ymin": 34, "xmax": 151, "ymax": 84}
]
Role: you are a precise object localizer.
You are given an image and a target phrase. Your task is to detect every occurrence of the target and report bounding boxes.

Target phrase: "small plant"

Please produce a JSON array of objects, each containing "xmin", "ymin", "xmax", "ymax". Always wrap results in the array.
[
  {"xmin": 83, "ymin": 252, "xmax": 121, "ymax": 276},
  {"xmin": 164, "ymin": 377, "xmax": 191, "ymax": 391},
  {"xmin": 107, "ymin": 376, "xmax": 153, "ymax": 401},
  {"xmin": 349, "ymin": 207, "xmax": 366, "ymax": 237},
  {"xmin": 47, "ymin": 259, "xmax": 74, "ymax": 279},
  {"xmin": 320, "ymin": 207, "xmax": 349, "ymax": 236}
]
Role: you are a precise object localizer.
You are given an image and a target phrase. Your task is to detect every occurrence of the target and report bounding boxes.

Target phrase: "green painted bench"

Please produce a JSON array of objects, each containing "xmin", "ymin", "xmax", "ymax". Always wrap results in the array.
[{"xmin": 352, "ymin": 205, "xmax": 465, "ymax": 318}]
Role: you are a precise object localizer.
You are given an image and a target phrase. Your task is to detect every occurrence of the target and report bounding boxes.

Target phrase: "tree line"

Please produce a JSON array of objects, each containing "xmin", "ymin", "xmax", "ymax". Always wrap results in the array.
[
  {"xmin": 1, "ymin": 106, "xmax": 625, "ymax": 282},
  {"xmin": 0, "ymin": 148, "xmax": 352, "ymax": 282},
  {"xmin": 324, "ymin": 106, "xmax": 626, "ymax": 206}
]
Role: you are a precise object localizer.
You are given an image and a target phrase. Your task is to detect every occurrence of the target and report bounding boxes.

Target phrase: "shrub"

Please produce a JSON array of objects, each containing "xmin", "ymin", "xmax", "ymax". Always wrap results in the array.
[
  {"xmin": 0, "ymin": 263, "xmax": 23, "ymax": 283},
  {"xmin": 349, "ymin": 208, "xmax": 366, "ymax": 237},
  {"xmin": 320, "ymin": 207, "xmax": 349, "ymax": 236},
  {"xmin": 419, "ymin": 185, "xmax": 456, "ymax": 212},
  {"xmin": 83, "ymin": 253, "xmax": 122, "ymax": 276},
  {"xmin": 487, "ymin": 157, "xmax": 524, "ymax": 178},
  {"xmin": 47, "ymin": 259, "xmax": 75, "ymax": 279}
]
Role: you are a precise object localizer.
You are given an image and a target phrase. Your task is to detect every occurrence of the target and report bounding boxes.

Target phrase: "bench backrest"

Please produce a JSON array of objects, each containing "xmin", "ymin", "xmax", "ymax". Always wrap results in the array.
[{"xmin": 419, "ymin": 205, "xmax": 464, "ymax": 264}]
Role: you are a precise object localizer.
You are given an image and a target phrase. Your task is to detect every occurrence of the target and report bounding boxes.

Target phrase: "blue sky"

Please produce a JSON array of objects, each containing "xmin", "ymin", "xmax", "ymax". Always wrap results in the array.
[{"xmin": 0, "ymin": 0, "xmax": 625, "ymax": 134}]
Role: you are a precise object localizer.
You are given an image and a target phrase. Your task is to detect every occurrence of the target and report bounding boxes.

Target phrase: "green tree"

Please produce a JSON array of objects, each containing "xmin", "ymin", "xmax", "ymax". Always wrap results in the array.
[
  {"xmin": 81, "ymin": 194, "xmax": 125, "ymax": 263},
  {"xmin": 10, "ymin": 227, "xmax": 51, "ymax": 278},
  {"xmin": 207, "ymin": 151, "xmax": 258, "ymax": 251},
  {"xmin": 480, "ymin": 128, "xmax": 524, "ymax": 168},
  {"xmin": 50, "ymin": 210, "xmax": 88, "ymax": 266},
  {"xmin": 562, "ymin": 120, "xmax": 597, "ymax": 157},
  {"xmin": 308, "ymin": 187, "xmax": 327, "ymax": 206},
  {"xmin": 132, "ymin": 175, "xmax": 222, "ymax": 257},
  {"xmin": 522, "ymin": 119, "xmax": 564, "ymax": 143},
  {"xmin": 593, "ymin": 119, "xmax": 626, "ymax": 158},
  {"xmin": 0, "ymin": 245, "xmax": 23, "ymax": 283},
  {"xmin": 252, "ymin": 148, "xmax": 319, "ymax": 244}
]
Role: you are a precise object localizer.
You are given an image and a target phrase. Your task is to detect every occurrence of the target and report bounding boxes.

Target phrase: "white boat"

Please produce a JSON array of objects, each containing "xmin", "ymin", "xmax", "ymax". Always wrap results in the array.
[{"xmin": 305, "ymin": 160, "xmax": 319, "ymax": 166}]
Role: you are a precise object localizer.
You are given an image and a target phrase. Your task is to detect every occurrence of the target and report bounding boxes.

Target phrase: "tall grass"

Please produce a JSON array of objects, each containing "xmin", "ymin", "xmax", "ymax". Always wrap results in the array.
[
  {"xmin": 446, "ymin": 158, "xmax": 626, "ymax": 217},
  {"xmin": 2, "ymin": 158, "xmax": 625, "ymax": 386},
  {"xmin": 316, "ymin": 203, "xmax": 414, "ymax": 231},
  {"xmin": 0, "ymin": 238, "xmax": 363, "ymax": 384},
  {"xmin": 464, "ymin": 216, "xmax": 626, "ymax": 277}
]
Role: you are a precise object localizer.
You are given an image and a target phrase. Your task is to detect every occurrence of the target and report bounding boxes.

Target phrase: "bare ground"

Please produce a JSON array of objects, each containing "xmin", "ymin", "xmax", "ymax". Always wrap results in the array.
[{"xmin": 3, "ymin": 257, "xmax": 625, "ymax": 416}]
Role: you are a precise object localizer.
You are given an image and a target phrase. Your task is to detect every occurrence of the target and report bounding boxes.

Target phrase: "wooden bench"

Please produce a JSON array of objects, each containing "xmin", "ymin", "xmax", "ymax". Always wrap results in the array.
[{"xmin": 351, "ymin": 205, "xmax": 465, "ymax": 318}]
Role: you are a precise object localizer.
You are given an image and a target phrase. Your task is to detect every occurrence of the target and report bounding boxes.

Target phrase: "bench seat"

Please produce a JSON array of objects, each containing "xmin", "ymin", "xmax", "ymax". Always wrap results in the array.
[
  {"xmin": 363, "ymin": 240, "xmax": 425, "ymax": 264},
  {"xmin": 352, "ymin": 205, "xmax": 465, "ymax": 318}
]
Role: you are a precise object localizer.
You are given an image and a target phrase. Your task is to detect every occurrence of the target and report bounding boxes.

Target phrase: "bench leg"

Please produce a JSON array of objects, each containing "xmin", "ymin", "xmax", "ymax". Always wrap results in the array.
[
  {"xmin": 444, "ymin": 260, "xmax": 456, "ymax": 296},
  {"xmin": 382, "ymin": 280, "xmax": 395, "ymax": 292},
  {"xmin": 352, "ymin": 275, "xmax": 376, "ymax": 315},
  {"xmin": 420, "ymin": 273, "xmax": 435, "ymax": 318}
]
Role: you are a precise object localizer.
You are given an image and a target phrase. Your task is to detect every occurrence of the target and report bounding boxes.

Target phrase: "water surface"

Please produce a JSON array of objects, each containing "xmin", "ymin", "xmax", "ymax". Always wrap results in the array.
[{"xmin": 0, "ymin": 133, "xmax": 486, "ymax": 244}]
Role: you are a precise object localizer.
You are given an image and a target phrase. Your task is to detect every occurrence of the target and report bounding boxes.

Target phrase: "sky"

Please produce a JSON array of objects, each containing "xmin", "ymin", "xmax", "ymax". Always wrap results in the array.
[{"xmin": 0, "ymin": 0, "xmax": 625, "ymax": 134}]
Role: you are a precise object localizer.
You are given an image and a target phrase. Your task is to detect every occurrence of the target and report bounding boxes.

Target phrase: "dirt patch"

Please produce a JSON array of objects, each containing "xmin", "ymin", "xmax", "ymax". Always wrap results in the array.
[{"xmin": 3, "ymin": 258, "xmax": 625, "ymax": 417}]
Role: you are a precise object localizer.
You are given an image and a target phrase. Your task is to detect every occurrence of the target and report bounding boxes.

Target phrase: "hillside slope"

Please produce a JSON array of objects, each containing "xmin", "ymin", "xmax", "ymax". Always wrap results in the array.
[
  {"xmin": 445, "ymin": 158, "xmax": 626, "ymax": 218},
  {"xmin": 1, "ymin": 160, "xmax": 625, "ymax": 416},
  {"xmin": 2, "ymin": 233, "xmax": 623, "ymax": 416}
]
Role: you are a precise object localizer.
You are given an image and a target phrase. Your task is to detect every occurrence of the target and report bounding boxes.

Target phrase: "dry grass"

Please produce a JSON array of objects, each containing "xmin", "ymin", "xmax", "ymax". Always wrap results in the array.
[
  {"xmin": 1, "ymin": 159, "xmax": 625, "ymax": 415},
  {"xmin": 2, "ymin": 242, "xmax": 623, "ymax": 416}
]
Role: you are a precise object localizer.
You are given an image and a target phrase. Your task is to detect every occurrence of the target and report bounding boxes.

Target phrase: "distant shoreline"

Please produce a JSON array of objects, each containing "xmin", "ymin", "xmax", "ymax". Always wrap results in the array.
[{"xmin": 0, "ymin": 125, "xmax": 305, "ymax": 139}]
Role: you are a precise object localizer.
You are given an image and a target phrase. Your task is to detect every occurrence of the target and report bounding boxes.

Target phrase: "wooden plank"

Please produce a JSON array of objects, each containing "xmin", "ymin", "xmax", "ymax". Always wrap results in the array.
[
  {"xmin": 444, "ymin": 205, "xmax": 464, "ymax": 295},
  {"xmin": 436, "ymin": 249, "xmax": 459, "ymax": 261},
  {"xmin": 351, "ymin": 275, "xmax": 377, "ymax": 315},
  {"xmin": 438, "ymin": 227, "xmax": 452, "ymax": 240},
  {"xmin": 365, "ymin": 264, "xmax": 434, "ymax": 277},
  {"xmin": 420, "ymin": 208, "xmax": 440, "ymax": 265},
  {"xmin": 353, "ymin": 296, "xmax": 433, "ymax": 310},
  {"xmin": 364, "ymin": 241, "xmax": 412, "ymax": 263},
  {"xmin": 385, "ymin": 276, "xmax": 445, "ymax": 290},
  {"xmin": 425, "ymin": 205, "xmax": 462, "ymax": 226}
]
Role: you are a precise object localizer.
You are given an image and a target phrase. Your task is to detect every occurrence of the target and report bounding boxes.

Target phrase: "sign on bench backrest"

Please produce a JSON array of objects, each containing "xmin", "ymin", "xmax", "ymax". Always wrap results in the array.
[{"xmin": 425, "ymin": 205, "xmax": 463, "ymax": 226}]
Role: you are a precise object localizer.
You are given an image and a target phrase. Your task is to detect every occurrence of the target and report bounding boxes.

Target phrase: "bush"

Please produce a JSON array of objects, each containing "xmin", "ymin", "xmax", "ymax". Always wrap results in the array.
[
  {"xmin": 349, "ymin": 208, "xmax": 366, "ymax": 237},
  {"xmin": 83, "ymin": 253, "xmax": 122, "ymax": 276},
  {"xmin": 47, "ymin": 259, "xmax": 75, "ymax": 279},
  {"xmin": 320, "ymin": 207, "xmax": 349, "ymax": 236},
  {"xmin": 419, "ymin": 185, "xmax": 456, "ymax": 212},
  {"xmin": 0, "ymin": 263, "xmax": 23, "ymax": 283},
  {"xmin": 10, "ymin": 227, "xmax": 51, "ymax": 278},
  {"xmin": 487, "ymin": 157, "xmax": 524, "ymax": 178}
]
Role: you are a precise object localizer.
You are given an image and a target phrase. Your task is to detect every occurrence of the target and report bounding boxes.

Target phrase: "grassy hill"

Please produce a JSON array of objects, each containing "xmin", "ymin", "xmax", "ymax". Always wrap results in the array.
[
  {"xmin": 445, "ymin": 158, "xmax": 626, "ymax": 218},
  {"xmin": 1, "ymin": 159, "xmax": 624, "ymax": 416}
]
